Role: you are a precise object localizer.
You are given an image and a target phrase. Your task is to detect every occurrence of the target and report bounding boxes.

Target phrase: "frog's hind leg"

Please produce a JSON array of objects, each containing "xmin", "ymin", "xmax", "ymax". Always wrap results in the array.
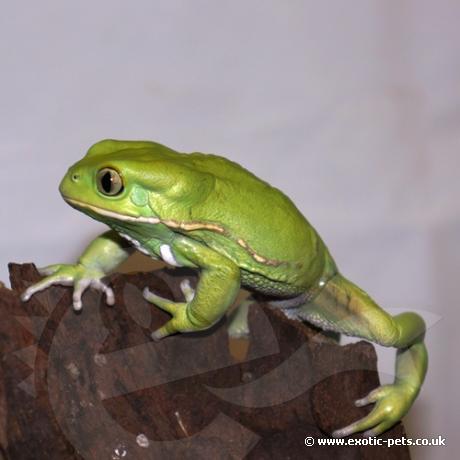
[
  {"xmin": 297, "ymin": 273, "xmax": 428, "ymax": 438},
  {"xmin": 227, "ymin": 292, "xmax": 308, "ymax": 339}
]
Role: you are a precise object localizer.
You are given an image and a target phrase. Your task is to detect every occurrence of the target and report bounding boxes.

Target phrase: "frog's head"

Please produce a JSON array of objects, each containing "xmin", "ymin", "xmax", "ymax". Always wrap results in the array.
[{"xmin": 59, "ymin": 139, "xmax": 214, "ymax": 229}]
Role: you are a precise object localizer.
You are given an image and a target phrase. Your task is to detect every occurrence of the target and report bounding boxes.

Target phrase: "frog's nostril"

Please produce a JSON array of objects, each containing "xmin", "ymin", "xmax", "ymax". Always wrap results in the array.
[{"xmin": 71, "ymin": 173, "xmax": 80, "ymax": 182}]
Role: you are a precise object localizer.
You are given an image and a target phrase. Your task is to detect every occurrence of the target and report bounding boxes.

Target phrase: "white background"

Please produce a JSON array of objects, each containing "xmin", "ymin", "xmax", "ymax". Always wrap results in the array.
[{"xmin": 0, "ymin": 1, "xmax": 458, "ymax": 458}]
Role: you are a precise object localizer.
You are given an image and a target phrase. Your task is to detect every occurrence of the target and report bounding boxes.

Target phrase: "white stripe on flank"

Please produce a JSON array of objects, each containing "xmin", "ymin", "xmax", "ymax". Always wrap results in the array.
[{"xmin": 160, "ymin": 244, "xmax": 182, "ymax": 267}]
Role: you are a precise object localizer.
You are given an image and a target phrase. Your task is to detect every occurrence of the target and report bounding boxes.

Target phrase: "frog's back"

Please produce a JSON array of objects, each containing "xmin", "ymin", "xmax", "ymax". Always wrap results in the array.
[
  {"xmin": 84, "ymin": 140, "xmax": 335, "ymax": 293},
  {"xmin": 183, "ymin": 151, "xmax": 335, "ymax": 289}
]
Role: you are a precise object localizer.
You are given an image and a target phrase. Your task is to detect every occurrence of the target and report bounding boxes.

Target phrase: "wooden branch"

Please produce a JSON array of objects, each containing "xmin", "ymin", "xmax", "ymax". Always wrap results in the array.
[{"xmin": 0, "ymin": 263, "xmax": 410, "ymax": 459}]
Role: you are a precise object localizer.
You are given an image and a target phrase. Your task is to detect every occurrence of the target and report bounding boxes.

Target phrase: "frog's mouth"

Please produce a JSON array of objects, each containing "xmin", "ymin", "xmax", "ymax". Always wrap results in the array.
[{"xmin": 62, "ymin": 197, "xmax": 161, "ymax": 225}]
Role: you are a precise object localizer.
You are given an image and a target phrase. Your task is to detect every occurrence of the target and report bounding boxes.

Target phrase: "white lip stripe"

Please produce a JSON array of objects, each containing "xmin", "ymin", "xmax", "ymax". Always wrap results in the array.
[
  {"xmin": 65, "ymin": 198, "xmax": 160, "ymax": 224},
  {"xmin": 160, "ymin": 244, "xmax": 182, "ymax": 267}
]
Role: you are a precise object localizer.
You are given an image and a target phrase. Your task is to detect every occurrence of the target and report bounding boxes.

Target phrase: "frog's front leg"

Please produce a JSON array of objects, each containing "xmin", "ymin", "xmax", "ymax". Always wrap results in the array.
[
  {"xmin": 21, "ymin": 230, "xmax": 132, "ymax": 310},
  {"xmin": 144, "ymin": 236, "xmax": 240, "ymax": 341},
  {"xmin": 297, "ymin": 273, "xmax": 428, "ymax": 437}
]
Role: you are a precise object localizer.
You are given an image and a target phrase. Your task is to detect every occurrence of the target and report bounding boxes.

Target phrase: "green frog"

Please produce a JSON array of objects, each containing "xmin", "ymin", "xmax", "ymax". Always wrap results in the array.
[{"xmin": 21, "ymin": 139, "xmax": 427, "ymax": 438}]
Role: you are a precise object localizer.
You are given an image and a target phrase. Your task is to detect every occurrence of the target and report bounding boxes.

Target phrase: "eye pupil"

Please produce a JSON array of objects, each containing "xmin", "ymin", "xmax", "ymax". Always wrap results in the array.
[
  {"xmin": 97, "ymin": 168, "xmax": 124, "ymax": 196},
  {"xmin": 101, "ymin": 171, "xmax": 113, "ymax": 193}
]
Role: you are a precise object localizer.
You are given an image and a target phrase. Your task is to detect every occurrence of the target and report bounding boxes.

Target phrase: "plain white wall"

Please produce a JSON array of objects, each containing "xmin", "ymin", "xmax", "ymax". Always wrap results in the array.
[{"xmin": 1, "ymin": 1, "xmax": 458, "ymax": 459}]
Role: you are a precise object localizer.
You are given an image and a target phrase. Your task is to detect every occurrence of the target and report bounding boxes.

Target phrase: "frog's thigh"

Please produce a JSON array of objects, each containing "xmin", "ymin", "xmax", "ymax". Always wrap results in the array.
[{"xmin": 297, "ymin": 275, "xmax": 399, "ymax": 345}]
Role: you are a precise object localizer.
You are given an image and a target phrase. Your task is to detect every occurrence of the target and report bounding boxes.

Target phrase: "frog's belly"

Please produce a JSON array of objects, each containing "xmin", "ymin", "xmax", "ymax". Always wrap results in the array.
[{"xmin": 240, "ymin": 269, "xmax": 305, "ymax": 297}]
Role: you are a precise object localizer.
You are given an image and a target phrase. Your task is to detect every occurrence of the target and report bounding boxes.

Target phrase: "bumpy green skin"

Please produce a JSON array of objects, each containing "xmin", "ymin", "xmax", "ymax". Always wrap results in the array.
[{"xmin": 21, "ymin": 139, "xmax": 428, "ymax": 438}]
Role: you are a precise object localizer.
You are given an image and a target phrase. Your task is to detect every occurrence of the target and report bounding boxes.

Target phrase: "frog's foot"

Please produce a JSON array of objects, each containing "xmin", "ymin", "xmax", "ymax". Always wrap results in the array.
[
  {"xmin": 20, "ymin": 263, "xmax": 114, "ymax": 311},
  {"xmin": 178, "ymin": 279, "xmax": 195, "ymax": 302},
  {"xmin": 227, "ymin": 298, "xmax": 252, "ymax": 339},
  {"xmin": 332, "ymin": 384, "xmax": 416, "ymax": 438},
  {"xmin": 143, "ymin": 279, "xmax": 197, "ymax": 341}
]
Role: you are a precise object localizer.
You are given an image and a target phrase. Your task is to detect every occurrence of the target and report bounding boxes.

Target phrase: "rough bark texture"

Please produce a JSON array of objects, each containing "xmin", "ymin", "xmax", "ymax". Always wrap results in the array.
[{"xmin": 0, "ymin": 263, "xmax": 411, "ymax": 459}]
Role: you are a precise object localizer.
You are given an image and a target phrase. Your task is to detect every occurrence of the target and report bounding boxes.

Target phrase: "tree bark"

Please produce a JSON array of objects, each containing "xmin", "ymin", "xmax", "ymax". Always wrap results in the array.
[{"xmin": 0, "ymin": 263, "xmax": 411, "ymax": 459}]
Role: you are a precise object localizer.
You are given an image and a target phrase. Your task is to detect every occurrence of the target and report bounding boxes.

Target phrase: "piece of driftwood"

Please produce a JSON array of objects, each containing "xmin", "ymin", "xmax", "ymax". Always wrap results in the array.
[{"xmin": 0, "ymin": 263, "xmax": 411, "ymax": 459}]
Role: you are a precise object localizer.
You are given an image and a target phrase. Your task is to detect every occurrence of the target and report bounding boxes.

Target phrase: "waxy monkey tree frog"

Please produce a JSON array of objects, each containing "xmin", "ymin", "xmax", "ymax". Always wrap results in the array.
[{"xmin": 22, "ymin": 139, "xmax": 427, "ymax": 438}]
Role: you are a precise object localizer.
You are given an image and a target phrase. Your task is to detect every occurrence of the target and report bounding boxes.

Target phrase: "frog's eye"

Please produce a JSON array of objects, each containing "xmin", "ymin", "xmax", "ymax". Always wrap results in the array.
[{"xmin": 96, "ymin": 168, "xmax": 124, "ymax": 196}]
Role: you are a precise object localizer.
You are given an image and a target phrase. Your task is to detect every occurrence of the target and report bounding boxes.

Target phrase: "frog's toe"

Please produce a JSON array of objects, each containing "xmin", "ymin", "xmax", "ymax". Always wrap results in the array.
[
  {"xmin": 332, "ymin": 384, "xmax": 411, "ymax": 438},
  {"xmin": 354, "ymin": 388, "xmax": 380, "ymax": 407},
  {"xmin": 70, "ymin": 278, "xmax": 115, "ymax": 311},
  {"xmin": 151, "ymin": 322, "xmax": 176, "ymax": 341},
  {"xmin": 227, "ymin": 319, "xmax": 249, "ymax": 339},
  {"xmin": 143, "ymin": 287, "xmax": 184, "ymax": 314},
  {"xmin": 180, "ymin": 279, "xmax": 195, "ymax": 302},
  {"xmin": 227, "ymin": 299, "xmax": 251, "ymax": 339},
  {"xmin": 331, "ymin": 409, "xmax": 384, "ymax": 438},
  {"xmin": 90, "ymin": 279, "xmax": 115, "ymax": 305},
  {"xmin": 72, "ymin": 278, "xmax": 91, "ymax": 311},
  {"xmin": 21, "ymin": 275, "xmax": 73, "ymax": 302}
]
